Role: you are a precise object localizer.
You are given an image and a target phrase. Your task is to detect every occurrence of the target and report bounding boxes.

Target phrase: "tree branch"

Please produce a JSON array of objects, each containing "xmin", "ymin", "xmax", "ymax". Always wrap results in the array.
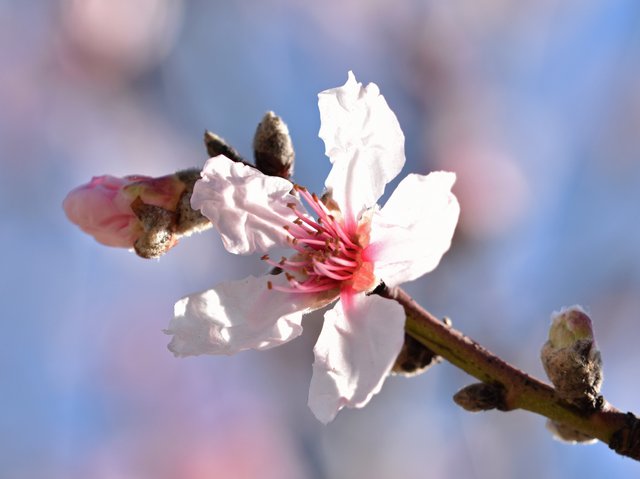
[{"xmin": 376, "ymin": 284, "xmax": 640, "ymax": 461}]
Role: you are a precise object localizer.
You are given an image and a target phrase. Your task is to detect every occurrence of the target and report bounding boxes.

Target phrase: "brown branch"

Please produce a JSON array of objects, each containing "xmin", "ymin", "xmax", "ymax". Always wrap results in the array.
[{"xmin": 376, "ymin": 284, "xmax": 640, "ymax": 461}]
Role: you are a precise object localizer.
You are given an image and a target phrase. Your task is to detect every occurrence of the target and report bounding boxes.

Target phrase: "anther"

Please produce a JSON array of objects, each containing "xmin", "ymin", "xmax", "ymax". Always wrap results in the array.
[
  {"xmin": 261, "ymin": 254, "xmax": 270, "ymax": 261},
  {"xmin": 267, "ymin": 281, "xmax": 273, "ymax": 290}
]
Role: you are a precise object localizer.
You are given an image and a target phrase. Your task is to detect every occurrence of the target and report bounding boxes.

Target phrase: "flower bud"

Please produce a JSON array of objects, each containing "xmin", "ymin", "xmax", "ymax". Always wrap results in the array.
[
  {"xmin": 547, "ymin": 305, "xmax": 595, "ymax": 349},
  {"xmin": 545, "ymin": 419, "xmax": 598, "ymax": 444},
  {"xmin": 253, "ymin": 111, "xmax": 295, "ymax": 179},
  {"xmin": 453, "ymin": 382, "xmax": 507, "ymax": 412},
  {"xmin": 63, "ymin": 171, "xmax": 209, "ymax": 258},
  {"xmin": 391, "ymin": 333, "xmax": 441, "ymax": 376},
  {"xmin": 540, "ymin": 306, "xmax": 603, "ymax": 410},
  {"xmin": 204, "ymin": 130, "xmax": 246, "ymax": 165}
]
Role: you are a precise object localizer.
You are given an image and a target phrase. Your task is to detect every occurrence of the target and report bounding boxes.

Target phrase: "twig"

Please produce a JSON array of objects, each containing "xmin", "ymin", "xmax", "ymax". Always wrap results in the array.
[{"xmin": 376, "ymin": 284, "xmax": 640, "ymax": 461}]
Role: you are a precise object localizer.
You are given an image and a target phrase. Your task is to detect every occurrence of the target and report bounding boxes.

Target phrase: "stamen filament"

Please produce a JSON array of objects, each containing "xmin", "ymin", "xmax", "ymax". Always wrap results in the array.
[
  {"xmin": 313, "ymin": 261, "xmax": 354, "ymax": 281},
  {"xmin": 297, "ymin": 238, "xmax": 330, "ymax": 247},
  {"xmin": 313, "ymin": 259, "xmax": 353, "ymax": 272},
  {"xmin": 268, "ymin": 184, "xmax": 372, "ymax": 295},
  {"xmin": 327, "ymin": 256, "xmax": 359, "ymax": 267},
  {"xmin": 291, "ymin": 208, "xmax": 327, "ymax": 234}
]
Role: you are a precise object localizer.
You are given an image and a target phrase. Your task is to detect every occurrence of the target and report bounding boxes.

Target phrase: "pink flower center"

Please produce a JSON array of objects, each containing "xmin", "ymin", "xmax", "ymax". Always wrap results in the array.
[{"xmin": 264, "ymin": 185, "xmax": 376, "ymax": 295}]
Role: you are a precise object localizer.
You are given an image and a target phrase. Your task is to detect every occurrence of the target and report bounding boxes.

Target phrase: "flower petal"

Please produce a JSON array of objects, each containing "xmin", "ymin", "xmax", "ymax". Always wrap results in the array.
[
  {"xmin": 192, "ymin": 155, "xmax": 302, "ymax": 254},
  {"xmin": 318, "ymin": 72, "xmax": 405, "ymax": 226},
  {"xmin": 366, "ymin": 171, "xmax": 460, "ymax": 287},
  {"xmin": 308, "ymin": 292, "xmax": 405, "ymax": 423},
  {"xmin": 166, "ymin": 274, "xmax": 335, "ymax": 357}
]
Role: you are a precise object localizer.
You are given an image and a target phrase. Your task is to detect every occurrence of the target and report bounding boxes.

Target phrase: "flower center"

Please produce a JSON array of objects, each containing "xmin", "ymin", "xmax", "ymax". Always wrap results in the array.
[{"xmin": 264, "ymin": 185, "xmax": 375, "ymax": 294}]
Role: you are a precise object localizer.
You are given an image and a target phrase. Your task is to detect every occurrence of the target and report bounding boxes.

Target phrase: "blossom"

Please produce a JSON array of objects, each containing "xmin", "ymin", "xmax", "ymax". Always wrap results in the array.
[
  {"xmin": 64, "ymin": 173, "xmax": 185, "ymax": 248},
  {"xmin": 166, "ymin": 72, "xmax": 460, "ymax": 423}
]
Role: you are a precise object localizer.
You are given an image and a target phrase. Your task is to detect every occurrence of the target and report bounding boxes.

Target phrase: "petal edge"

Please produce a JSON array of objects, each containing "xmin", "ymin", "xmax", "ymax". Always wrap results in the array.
[
  {"xmin": 192, "ymin": 155, "xmax": 302, "ymax": 255},
  {"xmin": 367, "ymin": 171, "xmax": 460, "ymax": 287},
  {"xmin": 308, "ymin": 292, "xmax": 405, "ymax": 423},
  {"xmin": 318, "ymin": 72, "xmax": 405, "ymax": 224},
  {"xmin": 166, "ymin": 274, "xmax": 334, "ymax": 357}
]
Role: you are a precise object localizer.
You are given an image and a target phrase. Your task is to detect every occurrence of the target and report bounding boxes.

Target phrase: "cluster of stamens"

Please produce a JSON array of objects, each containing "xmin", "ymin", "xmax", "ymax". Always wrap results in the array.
[{"xmin": 264, "ymin": 185, "xmax": 364, "ymax": 294}]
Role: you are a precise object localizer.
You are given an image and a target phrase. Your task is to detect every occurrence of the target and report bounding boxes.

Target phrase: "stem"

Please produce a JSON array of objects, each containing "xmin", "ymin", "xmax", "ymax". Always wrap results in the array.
[{"xmin": 377, "ymin": 285, "xmax": 640, "ymax": 461}]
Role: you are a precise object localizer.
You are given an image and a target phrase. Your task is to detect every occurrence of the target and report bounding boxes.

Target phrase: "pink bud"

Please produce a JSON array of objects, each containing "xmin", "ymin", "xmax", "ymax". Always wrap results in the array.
[
  {"xmin": 548, "ymin": 305, "xmax": 595, "ymax": 349},
  {"xmin": 63, "ymin": 174, "xmax": 185, "ymax": 248}
]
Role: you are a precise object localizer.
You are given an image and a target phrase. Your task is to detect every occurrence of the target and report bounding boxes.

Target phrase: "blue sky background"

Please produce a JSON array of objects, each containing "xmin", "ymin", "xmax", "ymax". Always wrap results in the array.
[{"xmin": 2, "ymin": 1, "xmax": 640, "ymax": 477}]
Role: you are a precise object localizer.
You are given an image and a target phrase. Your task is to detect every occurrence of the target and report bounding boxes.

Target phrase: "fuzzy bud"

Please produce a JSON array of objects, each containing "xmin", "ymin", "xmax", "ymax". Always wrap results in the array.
[
  {"xmin": 204, "ymin": 130, "xmax": 247, "ymax": 165},
  {"xmin": 253, "ymin": 111, "xmax": 295, "ymax": 179},
  {"xmin": 540, "ymin": 306, "xmax": 603, "ymax": 410},
  {"xmin": 391, "ymin": 333, "xmax": 441, "ymax": 376},
  {"xmin": 545, "ymin": 419, "xmax": 598, "ymax": 444},
  {"xmin": 453, "ymin": 383, "xmax": 507, "ymax": 412}
]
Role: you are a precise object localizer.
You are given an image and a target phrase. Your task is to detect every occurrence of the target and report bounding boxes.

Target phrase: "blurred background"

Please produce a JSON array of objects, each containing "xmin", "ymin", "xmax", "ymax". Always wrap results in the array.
[{"xmin": 2, "ymin": 0, "xmax": 640, "ymax": 477}]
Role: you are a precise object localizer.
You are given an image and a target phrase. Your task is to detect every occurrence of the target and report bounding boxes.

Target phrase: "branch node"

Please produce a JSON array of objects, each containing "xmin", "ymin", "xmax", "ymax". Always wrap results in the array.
[{"xmin": 610, "ymin": 412, "xmax": 640, "ymax": 460}]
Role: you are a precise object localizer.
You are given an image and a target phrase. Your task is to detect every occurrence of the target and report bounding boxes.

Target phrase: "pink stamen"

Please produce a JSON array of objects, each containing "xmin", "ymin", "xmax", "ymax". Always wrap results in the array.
[
  {"xmin": 270, "ymin": 282, "xmax": 337, "ymax": 294},
  {"xmin": 280, "ymin": 258, "xmax": 307, "ymax": 268},
  {"xmin": 284, "ymin": 222, "xmax": 313, "ymax": 239},
  {"xmin": 315, "ymin": 270, "xmax": 352, "ymax": 283},
  {"xmin": 285, "ymin": 237, "xmax": 309, "ymax": 254},
  {"xmin": 332, "ymin": 243, "xmax": 358, "ymax": 258},
  {"xmin": 312, "ymin": 261, "xmax": 353, "ymax": 281},
  {"xmin": 291, "ymin": 208, "xmax": 327, "ymax": 234},
  {"xmin": 313, "ymin": 259, "xmax": 351, "ymax": 273},
  {"xmin": 271, "ymin": 184, "xmax": 372, "ymax": 295},
  {"xmin": 262, "ymin": 255, "xmax": 301, "ymax": 271},
  {"xmin": 295, "ymin": 186, "xmax": 331, "ymax": 221},
  {"xmin": 297, "ymin": 238, "xmax": 330, "ymax": 247},
  {"xmin": 327, "ymin": 256, "xmax": 359, "ymax": 268},
  {"xmin": 326, "ymin": 215, "xmax": 358, "ymax": 249}
]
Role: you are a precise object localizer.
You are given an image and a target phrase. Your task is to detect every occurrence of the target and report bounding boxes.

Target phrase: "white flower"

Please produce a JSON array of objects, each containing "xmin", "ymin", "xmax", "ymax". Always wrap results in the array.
[{"xmin": 165, "ymin": 72, "xmax": 460, "ymax": 423}]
